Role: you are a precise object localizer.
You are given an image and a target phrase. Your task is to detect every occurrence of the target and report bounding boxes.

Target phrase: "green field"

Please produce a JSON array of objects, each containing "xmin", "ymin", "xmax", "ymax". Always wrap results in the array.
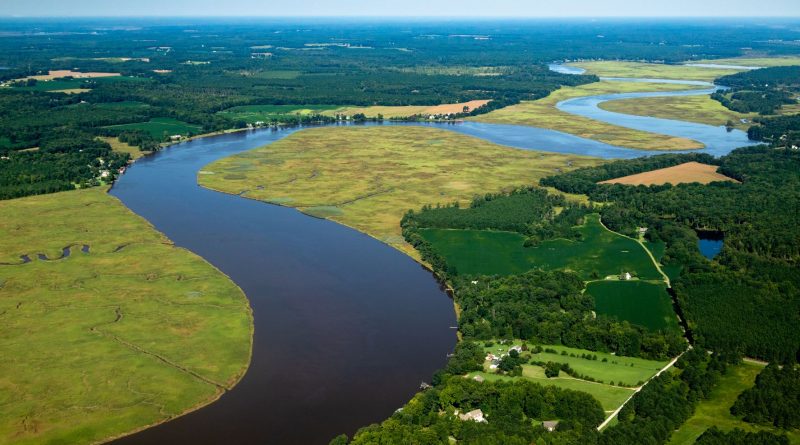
[
  {"xmin": 472, "ymin": 80, "xmax": 704, "ymax": 150},
  {"xmin": 0, "ymin": 188, "xmax": 253, "ymax": 445},
  {"xmin": 10, "ymin": 76, "xmax": 151, "ymax": 92},
  {"xmin": 587, "ymin": 281, "xmax": 679, "ymax": 331},
  {"xmin": 670, "ymin": 362, "xmax": 800, "ymax": 445},
  {"xmin": 419, "ymin": 214, "xmax": 662, "ymax": 280},
  {"xmin": 686, "ymin": 56, "xmax": 800, "ymax": 68},
  {"xmin": 599, "ymin": 95, "xmax": 757, "ymax": 128},
  {"xmin": 104, "ymin": 117, "xmax": 203, "ymax": 138},
  {"xmin": 198, "ymin": 126, "xmax": 599, "ymax": 259},
  {"xmin": 466, "ymin": 341, "xmax": 672, "ymax": 412},
  {"xmin": 218, "ymin": 104, "xmax": 342, "ymax": 123}
]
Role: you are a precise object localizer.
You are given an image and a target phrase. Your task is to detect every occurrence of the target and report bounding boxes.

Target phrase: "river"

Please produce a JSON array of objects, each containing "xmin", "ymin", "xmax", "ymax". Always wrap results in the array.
[{"xmin": 110, "ymin": 66, "xmax": 756, "ymax": 444}]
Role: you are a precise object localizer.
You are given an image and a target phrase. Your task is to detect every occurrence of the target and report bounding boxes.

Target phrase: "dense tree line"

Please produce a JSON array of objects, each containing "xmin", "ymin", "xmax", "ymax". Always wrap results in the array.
[
  {"xmin": 695, "ymin": 427, "xmax": 789, "ymax": 445},
  {"xmin": 336, "ymin": 366, "xmax": 604, "ymax": 445},
  {"xmin": 747, "ymin": 114, "xmax": 800, "ymax": 148},
  {"xmin": 0, "ymin": 132, "xmax": 128, "ymax": 199},
  {"xmin": 731, "ymin": 364, "xmax": 800, "ymax": 429},
  {"xmin": 541, "ymin": 147, "xmax": 800, "ymax": 362},
  {"xmin": 712, "ymin": 66, "xmax": 800, "ymax": 114}
]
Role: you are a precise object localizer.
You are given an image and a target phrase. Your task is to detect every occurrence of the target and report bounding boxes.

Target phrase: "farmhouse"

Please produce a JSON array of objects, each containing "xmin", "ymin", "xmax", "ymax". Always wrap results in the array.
[
  {"xmin": 542, "ymin": 420, "xmax": 560, "ymax": 432},
  {"xmin": 457, "ymin": 409, "xmax": 487, "ymax": 423}
]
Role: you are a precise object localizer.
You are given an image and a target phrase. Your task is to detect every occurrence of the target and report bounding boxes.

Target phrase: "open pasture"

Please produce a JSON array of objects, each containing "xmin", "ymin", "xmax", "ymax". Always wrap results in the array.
[
  {"xmin": 104, "ymin": 117, "xmax": 203, "ymax": 138},
  {"xmin": 473, "ymin": 80, "xmax": 704, "ymax": 150},
  {"xmin": 0, "ymin": 188, "xmax": 252, "ymax": 445},
  {"xmin": 324, "ymin": 99, "xmax": 491, "ymax": 118},
  {"xmin": 670, "ymin": 362, "xmax": 800, "ymax": 444},
  {"xmin": 419, "ymin": 214, "xmax": 662, "ymax": 280},
  {"xmin": 587, "ymin": 280, "xmax": 679, "ymax": 332},
  {"xmin": 198, "ymin": 126, "xmax": 599, "ymax": 258},
  {"xmin": 598, "ymin": 161, "xmax": 738, "ymax": 186}
]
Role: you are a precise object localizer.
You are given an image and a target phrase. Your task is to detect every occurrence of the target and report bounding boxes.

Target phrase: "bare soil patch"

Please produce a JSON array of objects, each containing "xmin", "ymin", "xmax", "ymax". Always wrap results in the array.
[{"xmin": 599, "ymin": 162, "xmax": 739, "ymax": 186}]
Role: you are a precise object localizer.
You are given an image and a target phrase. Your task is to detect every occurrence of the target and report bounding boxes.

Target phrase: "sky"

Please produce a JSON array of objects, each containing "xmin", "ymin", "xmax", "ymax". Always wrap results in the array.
[{"xmin": 2, "ymin": 0, "xmax": 799, "ymax": 18}]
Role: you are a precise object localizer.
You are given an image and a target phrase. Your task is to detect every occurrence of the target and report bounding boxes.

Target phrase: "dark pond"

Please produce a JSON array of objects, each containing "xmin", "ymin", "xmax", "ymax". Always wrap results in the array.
[
  {"xmin": 110, "ymin": 126, "xmax": 457, "ymax": 445},
  {"xmin": 697, "ymin": 231, "xmax": 724, "ymax": 260}
]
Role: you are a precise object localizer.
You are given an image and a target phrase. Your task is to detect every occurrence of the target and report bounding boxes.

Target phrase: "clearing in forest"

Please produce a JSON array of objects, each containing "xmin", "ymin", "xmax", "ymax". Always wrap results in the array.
[{"xmin": 598, "ymin": 162, "xmax": 738, "ymax": 186}]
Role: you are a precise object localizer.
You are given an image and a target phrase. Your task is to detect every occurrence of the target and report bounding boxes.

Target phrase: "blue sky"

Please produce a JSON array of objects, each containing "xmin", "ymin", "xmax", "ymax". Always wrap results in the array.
[{"xmin": 2, "ymin": 0, "xmax": 799, "ymax": 17}]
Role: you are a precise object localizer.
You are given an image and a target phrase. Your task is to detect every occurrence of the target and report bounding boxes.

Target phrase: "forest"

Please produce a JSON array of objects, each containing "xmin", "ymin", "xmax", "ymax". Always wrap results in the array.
[
  {"xmin": 541, "ymin": 147, "xmax": 800, "ymax": 362},
  {"xmin": 712, "ymin": 66, "xmax": 800, "ymax": 114},
  {"xmin": 731, "ymin": 364, "xmax": 800, "ymax": 429}
]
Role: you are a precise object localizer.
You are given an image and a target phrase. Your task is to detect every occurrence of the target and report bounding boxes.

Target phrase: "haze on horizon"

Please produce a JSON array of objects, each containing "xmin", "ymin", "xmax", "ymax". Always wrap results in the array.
[{"xmin": 1, "ymin": 0, "xmax": 799, "ymax": 18}]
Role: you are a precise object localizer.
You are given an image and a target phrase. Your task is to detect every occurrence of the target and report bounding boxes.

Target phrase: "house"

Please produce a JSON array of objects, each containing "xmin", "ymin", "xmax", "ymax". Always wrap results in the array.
[
  {"xmin": 621, "ymin": 272, "xmax": 632, "ymax": 281},
  {"xmin": 458, "ymin": 409, "xmax": 487, "ymax": 423},
  {"xmin": 100, "ymin": 170, "xmax": 110, "ymax": 178},
  {"xmin": 509, "ymin": 345, "xmax": 523, "ymax": 354},
  {"xmin": 542, "ymin": 420, "xmax": 559, "ymax": 432},
  {"xmin": 472, "ymin": 375, "xmax": 485, "ymax": 383},
  {"xmin": 169, "ymin": 135, "xmax": 183, "ymax": 142}
]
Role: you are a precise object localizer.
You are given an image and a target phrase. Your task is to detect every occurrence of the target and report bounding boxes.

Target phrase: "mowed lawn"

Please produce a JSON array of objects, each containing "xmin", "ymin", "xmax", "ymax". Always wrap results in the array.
[
  {"xmin": 0, "ymin": 188, "xmax": 252, "ymax": 445},
  {"xmin": 103, "ymin": 117, "xmax": 202, "ymax": 138},
  {"xmin": 198, "ymin": 126, "xmax": 600, "ymax": 258},
  {"xmin": 472, "ymin": 80, "xmax": 704, "ymax": 150},
  {"xmin": 418, "ymin": 214, "xmax": 662, "ymax": 280},
  {"xmin": 587, "ymin": 281, "xmax": 680, "ymax": 332},
  {"xmin": 670, "ymin": 361, "xmax": 800, "ymax": 445},
  {"xmin": 599, "ymin": 95, "xmax": 757, "ymax": 128}
]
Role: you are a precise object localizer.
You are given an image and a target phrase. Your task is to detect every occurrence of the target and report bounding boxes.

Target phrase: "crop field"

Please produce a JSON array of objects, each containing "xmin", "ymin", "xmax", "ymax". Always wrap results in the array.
[
  {"xmin": 198, "ymin": 126, "xmax": 599, "ymax": 259},
  {"xmin": 599, "ymin": 95, "xmax": 758, "ymax": 128},
  {"xmin": 0, "ymin": 188, "xmax": 252, "ymax": 445},
  {"xmin": 218, "ymin": 104, "xmax": 343, "ymax": 122},
  {"xmin": 25, "ymin": 70, "xmax": 121, "ymax": 80},
  {"xmin": 104, "ymin": 117, "xmax": 203, "ymax": 138},
  {"xmin": 567, "ymin": 61, "xmax": 745, "ymax": 81},
  {"xmin": 586, "ymin": 281, "xmax": 679, "ymax": 331},
  {"xmin": 418, "ymin": 214, "xmax": 662, "ymax": 280},
  {"xmin": 323, "ymin": 100, "xmax": 492, "ymax": 118},
  {"xmin": 472, "ymin": 80, "xmax": 704, "ymax": 150},
  {"xmin": 670, "ymin": 362, "xmax": 800, "ymax": 445},
  {"xmin": 599, "ymin": 162, "xmax": 738, "ymax": 186}
]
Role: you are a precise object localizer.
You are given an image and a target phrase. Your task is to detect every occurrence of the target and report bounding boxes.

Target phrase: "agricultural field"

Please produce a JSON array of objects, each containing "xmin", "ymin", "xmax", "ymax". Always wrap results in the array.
[
  {"xmin": 103, "ymin": 117, "xmax": 203, "ymax": 138},
  {"xmin": 99, "ymin": 136, "xmax": 148, "ymax": 159},
  {"xmin": 586, "ymin": 281, "xmax": 679, "ymax": 332},
  {"xmin": 418, "ymin": 214, "xmax": 663, "ymax": 280},
  {"xmin": 0, "ymin": 188, "xmax": 252, "ymax": 445},
  {"xmin": 23, "ymin": 70, "xmax": 121, "ymax": 80},
  {"xmin": 599, "ymin": 95, "xmax": 758, "ymax": 128},
  {"xmin": 566, "ymin": 61, "xmax": 745, "ymax": 81},
  {"xmin": 472, "ymin": 80, "xmax": 704, "ymax": 150},
  {"xmin": 198, "ymin": 126, "xmax": 599, "ymax": 258},
  {"xmin": 323, "ymin": 100, "xmax": 491, "ymax": 118},
  {"xmin": 218, "ymin": 104, "xmax": 342, "ymax": 123},
  {"xmin": 670, "ymin": 362, "xmax": 800, "ymax": 445},
  {"xmin": 598, "ymin": 162, "xmax": 738, "ymax": 186}
]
